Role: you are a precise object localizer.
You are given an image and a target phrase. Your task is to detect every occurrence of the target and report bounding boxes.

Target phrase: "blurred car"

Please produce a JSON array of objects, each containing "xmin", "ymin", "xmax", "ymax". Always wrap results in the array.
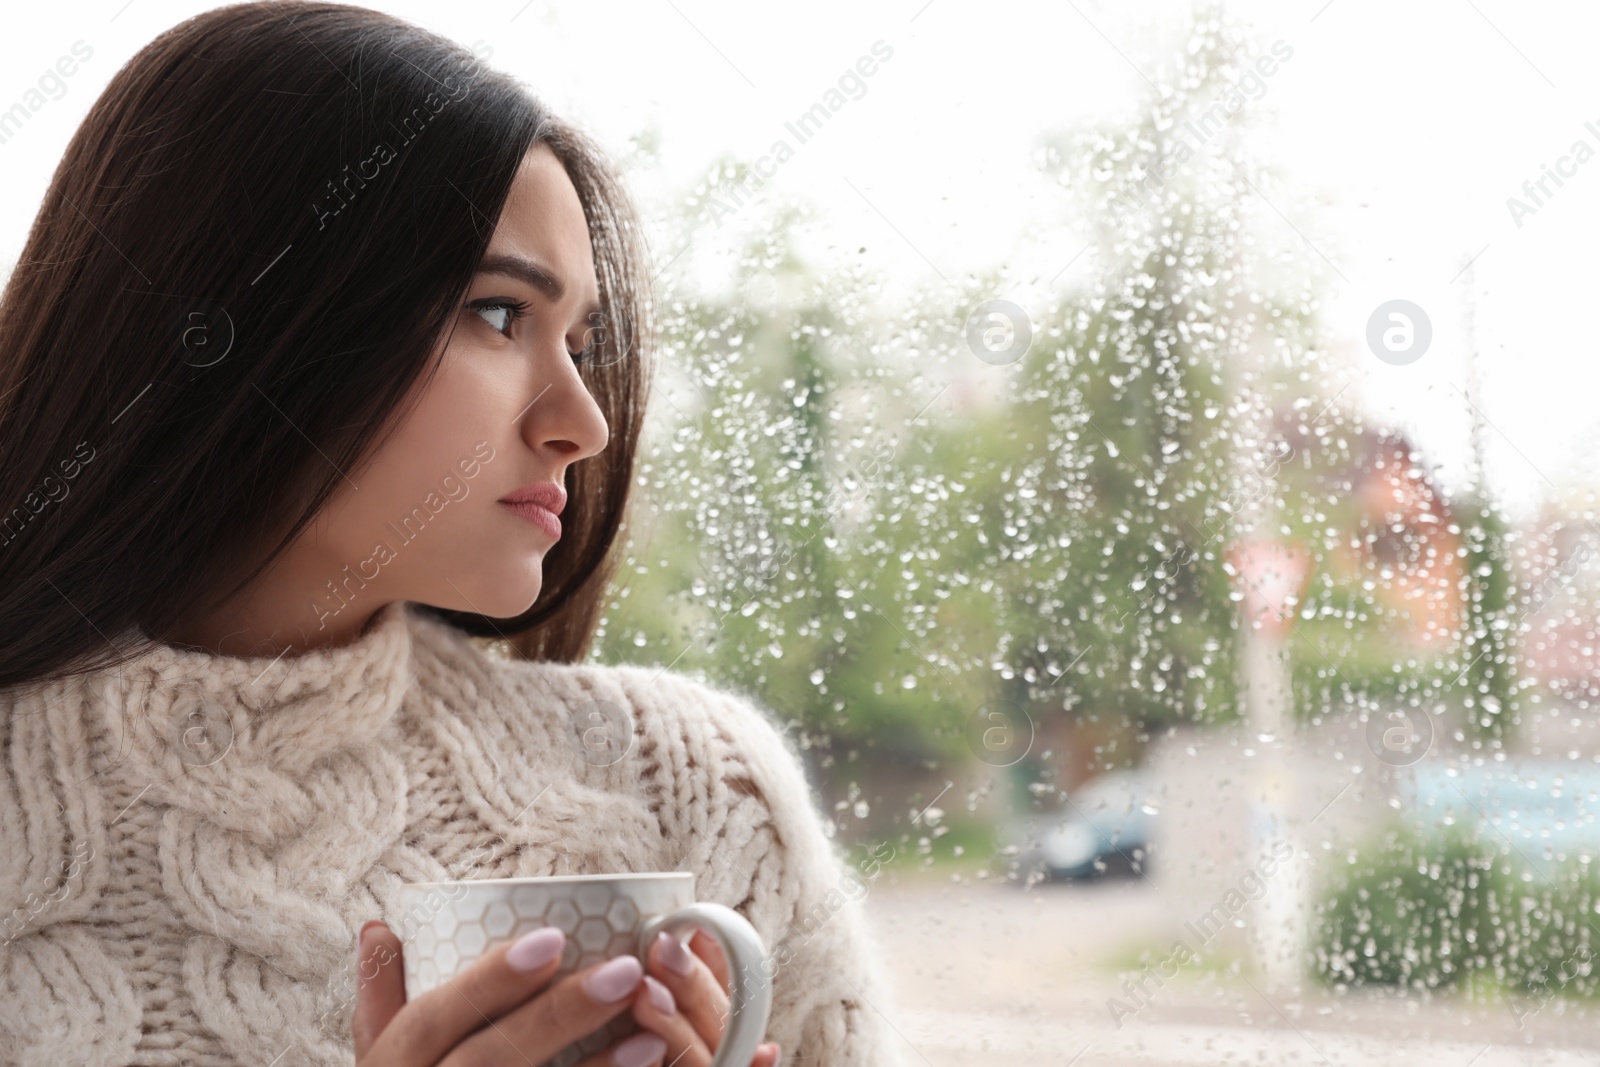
[{"xmin": 1009, "ymin": 768, "xmax": 1162, "ymax": 881}]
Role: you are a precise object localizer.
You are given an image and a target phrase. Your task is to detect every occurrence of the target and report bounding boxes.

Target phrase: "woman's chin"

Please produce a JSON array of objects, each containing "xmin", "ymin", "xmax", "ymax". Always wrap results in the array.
[
  {"xmin": 437, "ymin": 565, "xmax": 543, "ymax": 619},
  {"xmin": 492, "ymin": 580, "xmax": 545, "ymax": 620}
]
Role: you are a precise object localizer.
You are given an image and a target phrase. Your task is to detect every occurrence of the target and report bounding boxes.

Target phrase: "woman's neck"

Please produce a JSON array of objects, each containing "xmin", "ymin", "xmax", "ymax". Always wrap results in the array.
[{"xmin": 161, "ymin": 579, "xmax": 391, "ymax": 658}]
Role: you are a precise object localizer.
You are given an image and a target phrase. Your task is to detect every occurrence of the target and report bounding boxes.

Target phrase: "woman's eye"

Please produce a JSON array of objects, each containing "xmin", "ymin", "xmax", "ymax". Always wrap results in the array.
[
  {"xmin": 469, "ymin": 297, "xmax": 595, "ymax": 362},
  {"xmin": 469, "ymin": 298, "xmax": 529, "ymax": 338}
]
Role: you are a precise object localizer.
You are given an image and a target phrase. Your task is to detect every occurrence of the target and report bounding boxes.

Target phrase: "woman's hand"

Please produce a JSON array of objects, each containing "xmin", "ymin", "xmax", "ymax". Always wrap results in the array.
[
  {"xmin": 630, "ymin": 927, "xmax": 782, "ymax": 1067},
  {"xmin": 353, "ymin": 919, "xmax": 676, "ymax": 1067}
]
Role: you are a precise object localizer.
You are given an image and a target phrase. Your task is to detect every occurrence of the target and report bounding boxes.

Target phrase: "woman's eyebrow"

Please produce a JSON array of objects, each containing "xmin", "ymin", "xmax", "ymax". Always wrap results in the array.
[{"xmin": 476, "ymin": 253, "xmax": 602, "ymax": 316}]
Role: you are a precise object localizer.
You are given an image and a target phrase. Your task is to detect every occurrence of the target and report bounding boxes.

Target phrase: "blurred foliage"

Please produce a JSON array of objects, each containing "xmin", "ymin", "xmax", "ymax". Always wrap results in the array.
[
  {"xmin": 566, "ymin": 1, "xmax": 1577, "ymax": 1028},
  {"xmin": 592, "ymin": 9, "xmax": 1327, "ymax": 778},
  {"xmin": 588, "ymin": 2, "xmax": 1530, "ymax": 823},
  {"xmin": 1460, "ymin": 495, "xmax": 1522, "ymax": 746},
  {"xmin": 1312, "ymin": 822, "xmax": 1600, "ymax": 1000}
]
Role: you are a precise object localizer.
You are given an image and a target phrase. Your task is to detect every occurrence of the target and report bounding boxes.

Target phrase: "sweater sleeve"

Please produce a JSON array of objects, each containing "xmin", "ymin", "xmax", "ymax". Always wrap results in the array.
[{"xmin": 620, "ymin": 667, "xmax": 908, "ymax": 1067}]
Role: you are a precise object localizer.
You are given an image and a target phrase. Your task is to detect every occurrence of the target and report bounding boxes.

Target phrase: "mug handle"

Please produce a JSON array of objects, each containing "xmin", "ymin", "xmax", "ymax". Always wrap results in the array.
[{"xmin": 636, "ymin": 902, "xmax": 772, "ymax": 1067}]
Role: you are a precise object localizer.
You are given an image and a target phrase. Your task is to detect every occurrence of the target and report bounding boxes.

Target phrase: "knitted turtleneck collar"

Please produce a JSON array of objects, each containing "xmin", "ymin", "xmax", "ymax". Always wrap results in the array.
[{"xmin": 110, "ymin": 597, "xmax": 417, "ymax": 776}]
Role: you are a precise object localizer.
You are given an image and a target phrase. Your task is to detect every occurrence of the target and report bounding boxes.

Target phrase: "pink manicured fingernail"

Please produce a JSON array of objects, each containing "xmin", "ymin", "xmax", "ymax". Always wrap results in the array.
[
  {"xmin": 656, "ymin": 930, "xmax": 694, "ymax": 976},
  {"xmin": 611, "ymin": 1032, "xmax": 667, "ymax": 1067},
  {"xmin": 643, "ymin": 974, "xmax": 675, "ymax": 1014},
  {"xmin": 506, "ymin": 927, "xmax": 565, "ymax": 972},
  {"xmin": 771, "ymin": 1044, "xmax": 783, "ymax": 1066},
  {"xmin": 585, "ymin": 954, "xmax": 644, "ymax": 1002}
]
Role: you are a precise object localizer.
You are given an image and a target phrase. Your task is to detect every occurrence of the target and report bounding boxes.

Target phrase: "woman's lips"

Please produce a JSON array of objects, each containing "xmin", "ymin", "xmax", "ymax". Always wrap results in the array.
[{"xmin": 499, "ymin": 500, "xmax": 562, "ymax": 540}]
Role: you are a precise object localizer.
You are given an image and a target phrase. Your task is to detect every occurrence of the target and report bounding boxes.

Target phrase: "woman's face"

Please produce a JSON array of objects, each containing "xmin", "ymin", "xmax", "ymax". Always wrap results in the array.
[{"xmin": 179, "ymin": 142, "xmax": 610, "ymax": 654}]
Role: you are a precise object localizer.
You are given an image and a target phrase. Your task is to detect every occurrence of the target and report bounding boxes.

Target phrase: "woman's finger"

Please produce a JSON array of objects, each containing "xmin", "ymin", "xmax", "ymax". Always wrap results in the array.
[
  {"xmin": 446, "ymin": 951, "xmax": 650, "ymax": 1066},
  {"xmin": 359, "ymin": 923, "xmax": 569, "ymax": 1066},
  {"xmin": 631, "ymin": 973, "xmax": 712, "ymax": 1066},
  {"xmin": 647, "ymin": 929, "xmax": 731, "ymax": 1048},
  {"xmin": 352, "ymin": 921, "xmax": 407, "ymax": 1060},
  {"xmin": 630, "ymin": 979, "xmax": 782, "ymax": 1067},
  {"xmin": 688, "ymin": 927, "xmax": 731, "ymax": 992}
]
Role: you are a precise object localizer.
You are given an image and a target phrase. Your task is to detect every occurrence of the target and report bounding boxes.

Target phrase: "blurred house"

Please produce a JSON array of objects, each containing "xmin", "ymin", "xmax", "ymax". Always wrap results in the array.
[
  {"xmin": 1281, "ymin": 420, "xmax": 1467, "ymax": 647},
  {"xmin": 1040, "ymin": 424, "xmax": 1470, "ymax": 801}
]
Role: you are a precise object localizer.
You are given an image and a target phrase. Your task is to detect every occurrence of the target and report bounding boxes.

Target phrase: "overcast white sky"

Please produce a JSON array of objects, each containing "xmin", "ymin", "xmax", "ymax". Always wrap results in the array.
[{"xmin": 3, "ymin": 0, "xmax": 1597, "ymax": 521}]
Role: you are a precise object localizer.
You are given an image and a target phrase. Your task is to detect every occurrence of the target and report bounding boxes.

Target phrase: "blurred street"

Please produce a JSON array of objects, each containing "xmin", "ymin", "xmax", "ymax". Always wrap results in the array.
[{"xmin": 868, "ymin": 876, "xmax": 1600, "ymax": 1066}]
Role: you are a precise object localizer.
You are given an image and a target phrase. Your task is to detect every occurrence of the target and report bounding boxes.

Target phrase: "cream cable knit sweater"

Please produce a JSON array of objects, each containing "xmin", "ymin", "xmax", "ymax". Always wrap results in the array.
[{"xmin": 0, "ymin": 600, "xmax": 907, "ymax": 1067}]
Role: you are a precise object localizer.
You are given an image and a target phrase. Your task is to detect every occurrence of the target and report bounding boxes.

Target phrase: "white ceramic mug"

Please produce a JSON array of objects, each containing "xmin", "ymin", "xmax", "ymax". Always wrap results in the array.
[{"xmin": 395, "ymin": 872, "xmax": 772, "ymax": 1067}]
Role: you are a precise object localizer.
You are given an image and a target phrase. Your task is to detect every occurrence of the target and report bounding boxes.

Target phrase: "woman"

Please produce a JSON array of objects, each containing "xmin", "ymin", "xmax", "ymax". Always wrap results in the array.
[{"xmin": 0, "ymin": 4, "xmax": 905, "ymax": 1066}]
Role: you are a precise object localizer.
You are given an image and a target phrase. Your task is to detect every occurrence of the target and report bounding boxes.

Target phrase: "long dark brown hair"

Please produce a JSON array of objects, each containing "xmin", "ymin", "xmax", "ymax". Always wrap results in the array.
[{"xmin": 0, "ymin": 1, "xmax": 653, "ymax": 693}]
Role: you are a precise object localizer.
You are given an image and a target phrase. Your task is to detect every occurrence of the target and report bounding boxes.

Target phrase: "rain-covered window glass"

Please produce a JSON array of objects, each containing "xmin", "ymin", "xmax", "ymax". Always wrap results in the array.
[
  {"xmin": 3, "ymin": 2, "xmax": 1600, "ymax": 1067},
  {"xmin": 7, "ymin": 0, "xmax": 1595, "ymax": 1062},
  {"xmin": 569, "ymin": 1, "xmax": 1600, "ymax": 1060}
]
